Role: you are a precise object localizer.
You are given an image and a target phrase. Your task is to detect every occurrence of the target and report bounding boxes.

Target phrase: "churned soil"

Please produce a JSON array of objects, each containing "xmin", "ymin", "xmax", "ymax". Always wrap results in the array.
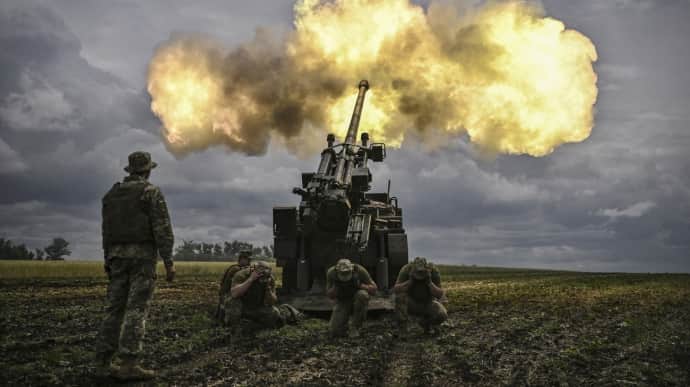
[{"xmin": 2, "ymin": 265, "xmax": 689, "ymax": 386}]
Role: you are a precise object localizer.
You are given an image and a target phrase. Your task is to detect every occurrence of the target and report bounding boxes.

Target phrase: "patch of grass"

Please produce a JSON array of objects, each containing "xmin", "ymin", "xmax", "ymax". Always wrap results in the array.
[
  {"xmin": 0, "ymin": 260, "xmax": 109, "ymax": 279},
  {"xmin": 0, "ymin": 260, "xmax": 252, "ymax": 279}
]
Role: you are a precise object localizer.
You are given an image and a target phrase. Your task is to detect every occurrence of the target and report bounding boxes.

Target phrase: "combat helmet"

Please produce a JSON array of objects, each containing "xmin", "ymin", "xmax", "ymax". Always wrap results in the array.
[
  {"xmin": 411, "ymin": 257, "xmax": 431, "ymax": 280},
  {"xmin": 238, "ymin": 249, "xmax": 252, "ymax": 265},
  {"xmin": 253, "ymin": 261, "xmax": 272, "ymax": 283},
  {"xmin": 335, "ymin": 258, "xmax": 354, "ymax": 282}
]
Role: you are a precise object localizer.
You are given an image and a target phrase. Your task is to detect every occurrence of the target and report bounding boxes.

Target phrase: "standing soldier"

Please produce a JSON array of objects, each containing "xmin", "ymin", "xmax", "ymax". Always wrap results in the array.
[
  {"xmin": 393, "ymin": 257, "xmax": 447, "ymax": 335},
  {"xmin": 326, "ymin": 258, "xmax": 377, "ymax": 338},
  {"xmin": 228, "ymin": 261, "xmax": 302, "ymax": 330},
  {"xmin": 216, "ymin": 250, "xmax": 252, "ymax": 324},
  {"xmin": 97, "ymin": 151, "xmax": 175, "ymax": 381}
]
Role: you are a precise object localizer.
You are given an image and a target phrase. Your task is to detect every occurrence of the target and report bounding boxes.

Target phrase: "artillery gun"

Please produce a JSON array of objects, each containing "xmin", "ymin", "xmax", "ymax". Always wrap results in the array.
[{"xmin": 273, "ymin": 80, "xmax": 408, "ymax": 311}]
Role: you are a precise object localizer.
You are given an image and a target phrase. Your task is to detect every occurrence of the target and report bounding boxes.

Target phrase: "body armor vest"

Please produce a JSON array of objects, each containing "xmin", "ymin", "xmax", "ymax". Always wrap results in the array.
[
  {"xmin": 408, "ymin": 278, "xmax": 432, "ymax": 304},
  {"xmin": 335, "ymin": 271, "xmax": 361, "ymax": 302},
  {"xmin": 243, "ymin": 279, "xmax": 268, "ymax": 309},
  {"xmin": 102, "ymin": 182, "xmax": 155, "ymax": 244}
]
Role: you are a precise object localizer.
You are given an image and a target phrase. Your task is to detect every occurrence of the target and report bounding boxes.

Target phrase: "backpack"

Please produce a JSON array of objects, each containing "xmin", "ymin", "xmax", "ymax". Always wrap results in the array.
[{"xmin": 216, "ymin": 264, "xmax": 242, "ymax": 319}]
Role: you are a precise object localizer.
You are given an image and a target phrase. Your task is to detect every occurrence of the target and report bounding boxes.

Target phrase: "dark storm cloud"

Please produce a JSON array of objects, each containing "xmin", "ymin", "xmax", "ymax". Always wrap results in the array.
[
  {"xmin": 0, "ymin": 1, "xmax": 301, "ymax": 257},
  {"xmin": 0, "ymin": 137, "xmax": 27, "ymax": 174},
  {"xmin": 46, "ymin": 0, "xmax": 296, "ymax": 87},
  {"xmin": 0, "ymin": 0, "xmax": 688, "ymax": 271}
]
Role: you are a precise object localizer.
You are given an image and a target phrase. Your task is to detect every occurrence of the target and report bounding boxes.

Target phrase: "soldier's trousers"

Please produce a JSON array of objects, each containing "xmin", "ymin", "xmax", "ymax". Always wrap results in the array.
[
  {"xmin": 97, "ymin": 258, "xmax": 156, "ymax": 359},
  {"xmin": 217, "ymin": 293, "xmax": 232, "ymax": 323},
  {"xmin": 395, "ymin": 294, "xmax": 448, "ymax": 327},
  {"xmin": 223, "ymin": 298, "xmax": 287, "ymax": 329},
  {"xmin": 329, "ymin": 290, "xmax": 370, "ymax": 337}
]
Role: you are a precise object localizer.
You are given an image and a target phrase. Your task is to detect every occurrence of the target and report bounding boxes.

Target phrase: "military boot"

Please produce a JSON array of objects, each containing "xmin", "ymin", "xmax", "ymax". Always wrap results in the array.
[
  {"xmin": 422, "ymin": 322, "xmax": 441, "ymax": 336},
  {"xmin": 280, "ymin": 304, "xmax": 304, "ymax": 324},
  {"xmin": 110, "ymin": 357, "xmax": 155, "ymax": 381},
  {"xmin": 95, "ymin": 350, "xmax": 114, "ymax": 367},
  {"xmin": 94, "ymin": 351, "xmax": 117, "ymax": 377},
  {"xmin": 421, "ymin": 320, "xmax": 431, "ymax": 335},
  {"xmin": 397, "ymin": 319, "xmax": 410, "ymax": 332}
]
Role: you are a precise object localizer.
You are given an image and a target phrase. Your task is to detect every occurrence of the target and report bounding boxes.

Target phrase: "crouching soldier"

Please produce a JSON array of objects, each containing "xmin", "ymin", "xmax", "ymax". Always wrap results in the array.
[
  {"xmin": 393, "ymin": 257, "xmax": 447, "ymax": 335},
  {"xmin": 326, "ymin": 258, "xmax": 377, "ymax": 338},
  {"xmin": 216, "ymin": 250, "xmax": 252, "ymax": 323},
  {"xmin": 227, "ymin": 261, "xmax": 301, "ymax": 331}
]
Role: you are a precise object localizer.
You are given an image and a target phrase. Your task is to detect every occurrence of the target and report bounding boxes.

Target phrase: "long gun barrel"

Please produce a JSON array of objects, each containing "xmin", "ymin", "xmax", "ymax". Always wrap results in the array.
[
  {"xmin": 344, "ymin": 80, "xmax": 370, "ymax": 145},
  {"xmin": 334, "ymin": 80, "xmax": 369, "ymax": 185},
  {"xmin": 273, "ymin": 78, "xmax": 409, "ymax": 309}
]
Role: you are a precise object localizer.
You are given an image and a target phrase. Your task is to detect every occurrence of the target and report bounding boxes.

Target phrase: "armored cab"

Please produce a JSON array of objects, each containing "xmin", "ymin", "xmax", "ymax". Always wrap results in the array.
[{"xmin": 273, "ymin": 80, "xmax": 408, "ymax": 311}]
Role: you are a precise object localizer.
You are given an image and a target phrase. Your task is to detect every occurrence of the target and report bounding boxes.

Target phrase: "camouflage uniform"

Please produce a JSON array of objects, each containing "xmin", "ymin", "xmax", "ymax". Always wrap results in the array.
[
  {"xmin": 217, "ymin": 262, "xmax": 249, "ymax": 323},
  {"xmin": 394, "ymin": 259, "xmax": 447, "ymax": 331},
  {"xmin": 227, "ymin": 264, "xmax": 297, "ymax": 329},
  {"xmin": 326, "ymin": 261, "xmax": 374, "ymax": 337},
  {"xmin": 97, "ymin": 152, "xmax": 174, "ymax": 366},
  {"xmin": 99, "ymin": 259, "xmax": 157, "ymax": 358}
]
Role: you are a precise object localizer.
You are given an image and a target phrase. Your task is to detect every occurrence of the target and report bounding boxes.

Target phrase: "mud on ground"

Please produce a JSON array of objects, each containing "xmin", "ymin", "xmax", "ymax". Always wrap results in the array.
[{"xmin": 1, "ymin": 267, "xmax": 690, "ymax": 386}]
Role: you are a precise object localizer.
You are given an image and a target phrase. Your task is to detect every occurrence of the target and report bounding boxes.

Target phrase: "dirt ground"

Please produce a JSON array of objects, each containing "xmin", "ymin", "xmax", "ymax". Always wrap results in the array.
[{"xmin": 1, "ymin": 265, "xmax": 689, "ymax": 386}]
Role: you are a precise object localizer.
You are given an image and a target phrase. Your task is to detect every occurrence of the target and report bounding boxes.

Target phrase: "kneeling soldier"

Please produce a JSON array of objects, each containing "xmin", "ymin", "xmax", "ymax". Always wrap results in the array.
[
  {"xmin": 216, "ymin": 250, "xmax": 252, "ymax": 323},
  {"xmin": 393, "ymin": 257, "xmax": 447, "ymax": 335},
  {"xmin": 228, "ymin": 261, "xmax": 301, "ymax": 330},
  {"xmin": 326, "ymin": 258, "xmax": 377, "ymax": 338}
]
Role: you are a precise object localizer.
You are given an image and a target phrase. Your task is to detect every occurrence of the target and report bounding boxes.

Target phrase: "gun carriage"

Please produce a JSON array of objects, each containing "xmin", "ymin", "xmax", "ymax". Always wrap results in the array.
[{"xmin": 273, "ymin": 80, "xmax": 409, "ymax": 311}]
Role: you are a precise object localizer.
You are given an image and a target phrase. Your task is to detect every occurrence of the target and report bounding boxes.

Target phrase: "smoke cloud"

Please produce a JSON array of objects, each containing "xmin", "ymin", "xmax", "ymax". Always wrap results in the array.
[{"xmin": 147, "ymin": 0, "xmax": 598, "ymax": 157}]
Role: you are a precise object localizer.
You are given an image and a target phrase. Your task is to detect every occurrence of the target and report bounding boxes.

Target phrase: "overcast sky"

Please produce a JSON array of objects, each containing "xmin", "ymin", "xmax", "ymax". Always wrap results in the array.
[{"xmin": 1, "ymin": 0, "xmax": 688, "ymax": 272}]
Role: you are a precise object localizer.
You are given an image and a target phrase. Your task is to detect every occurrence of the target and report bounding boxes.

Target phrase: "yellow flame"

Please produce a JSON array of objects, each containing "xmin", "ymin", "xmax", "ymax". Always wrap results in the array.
[
  {"xmin": 292, "ymin": 0, "xmax": 424, "ymax": 68},
  {"xmin": 292, "ymin": 0, "xmax": 597, "ymax": 156},
  {"xmin": 461, "ymin": 4, "xmax": 598, "ymax": 155},
  {"xmin": 327, "ymin": 91, "xmax": 401, "ymax": 146},
  {"xmin": 147, "ymin": 39, "xmax": 226, "ymax": 151},
  {"xmin": 147, "ymin": 1, "xmax": 598, "ymax": 157}
]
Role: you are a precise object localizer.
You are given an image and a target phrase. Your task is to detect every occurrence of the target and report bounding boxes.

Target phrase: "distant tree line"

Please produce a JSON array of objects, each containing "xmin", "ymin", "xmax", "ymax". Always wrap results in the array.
[
  {"xmin": 1, "ymin": 236, "xmax": 273, "ymax": 262},
  {"xmin": 174, "ymin": 240, "xmax": 274, "ymax": 262},
  {"xmin": 0, "ymin": 237, "xmax": 71, "ymax": 260}
]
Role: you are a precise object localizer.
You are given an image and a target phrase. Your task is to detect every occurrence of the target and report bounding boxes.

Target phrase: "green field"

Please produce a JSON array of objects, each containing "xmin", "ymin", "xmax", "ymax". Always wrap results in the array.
[
  {"xmin": 1, "ymin": 260, "xmax": 689, "ymax": 386},
  {"xmin": 0, "ymin": 259, "xmax": 232, "ymax": 279}
]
